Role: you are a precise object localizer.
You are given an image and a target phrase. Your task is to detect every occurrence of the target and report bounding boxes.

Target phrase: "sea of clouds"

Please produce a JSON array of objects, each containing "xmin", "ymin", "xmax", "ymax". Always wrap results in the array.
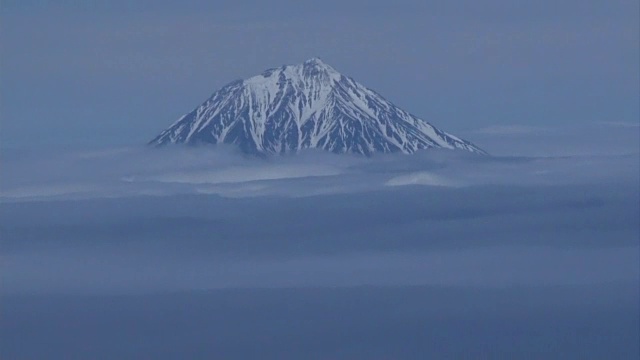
[{"xmin": 1, "ymin": 123, "xmax": 638, "ymax": 359}]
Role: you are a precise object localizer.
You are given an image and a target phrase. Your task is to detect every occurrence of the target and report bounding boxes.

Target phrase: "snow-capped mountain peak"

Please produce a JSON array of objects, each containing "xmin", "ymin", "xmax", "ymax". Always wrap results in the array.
[{"xmin": 150, "ymin": 58, "xmax": 486, "ymax": 156}]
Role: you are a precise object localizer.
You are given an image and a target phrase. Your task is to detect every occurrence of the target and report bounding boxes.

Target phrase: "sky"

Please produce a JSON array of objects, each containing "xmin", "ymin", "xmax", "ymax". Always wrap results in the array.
[{"xmin": 1, "ymin": 0, "xmax": 638, "ymax": 149}]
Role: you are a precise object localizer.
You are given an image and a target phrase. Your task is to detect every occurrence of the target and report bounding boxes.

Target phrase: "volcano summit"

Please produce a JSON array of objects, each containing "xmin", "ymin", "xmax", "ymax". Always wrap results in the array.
[{"xmin": 150, "ymin": 58, "xmax": 485, "ymax": 156}]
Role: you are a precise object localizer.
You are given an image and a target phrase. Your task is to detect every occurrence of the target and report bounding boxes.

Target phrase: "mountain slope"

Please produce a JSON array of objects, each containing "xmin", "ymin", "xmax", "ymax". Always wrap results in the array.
[{"xmin": 150, "ymin": 58, "xmax": 486, "ymax": 156}]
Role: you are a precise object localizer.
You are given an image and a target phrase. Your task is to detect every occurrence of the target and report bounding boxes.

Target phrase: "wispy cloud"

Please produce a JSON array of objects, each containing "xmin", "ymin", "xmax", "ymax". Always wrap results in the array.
[
  {"xmin": 472, "ymin": 125, "xmax": 552, "ymax": 135},
  {"xmin": 595, "ymin": 121, "xmax": 640, "ymax": 128},
  {"xmin": 1, "ymin": 146, "xmax": 638, "ymax": 202}
]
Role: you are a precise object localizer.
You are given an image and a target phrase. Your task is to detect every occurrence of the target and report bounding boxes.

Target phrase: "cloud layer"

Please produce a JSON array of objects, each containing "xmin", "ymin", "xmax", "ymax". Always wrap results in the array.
[{"xmin": 1, "ymin": 128, "xmax": 638, "ymax": 358}]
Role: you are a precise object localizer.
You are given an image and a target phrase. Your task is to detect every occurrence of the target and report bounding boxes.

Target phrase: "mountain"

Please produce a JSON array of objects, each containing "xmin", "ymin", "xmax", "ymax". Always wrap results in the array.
[{"xmin": 149, "ymin": 58, "xmax": 486, "ymax": 156}]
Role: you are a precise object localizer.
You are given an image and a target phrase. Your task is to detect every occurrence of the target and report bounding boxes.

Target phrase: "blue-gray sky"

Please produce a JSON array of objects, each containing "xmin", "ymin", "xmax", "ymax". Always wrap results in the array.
[{"xmin": 1, "ymin": 0, "xmax": 638, "ymax": 148}]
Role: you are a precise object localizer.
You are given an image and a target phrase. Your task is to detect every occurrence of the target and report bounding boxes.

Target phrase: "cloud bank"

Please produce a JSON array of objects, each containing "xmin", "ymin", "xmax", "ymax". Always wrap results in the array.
[{"xmin": 1, "ymin": 126, "xmax": 638, "ymax": 359}]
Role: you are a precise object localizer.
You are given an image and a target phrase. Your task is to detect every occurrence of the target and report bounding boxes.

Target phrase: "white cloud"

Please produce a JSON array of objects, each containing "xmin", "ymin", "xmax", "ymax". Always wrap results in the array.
[
  {"xmin": 385, "ymin": 171, "xmax": 459, "ymax": 187},
  {"xmin": 1, "ymin": 145, "xmax": 638, "ymax": 202}
]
